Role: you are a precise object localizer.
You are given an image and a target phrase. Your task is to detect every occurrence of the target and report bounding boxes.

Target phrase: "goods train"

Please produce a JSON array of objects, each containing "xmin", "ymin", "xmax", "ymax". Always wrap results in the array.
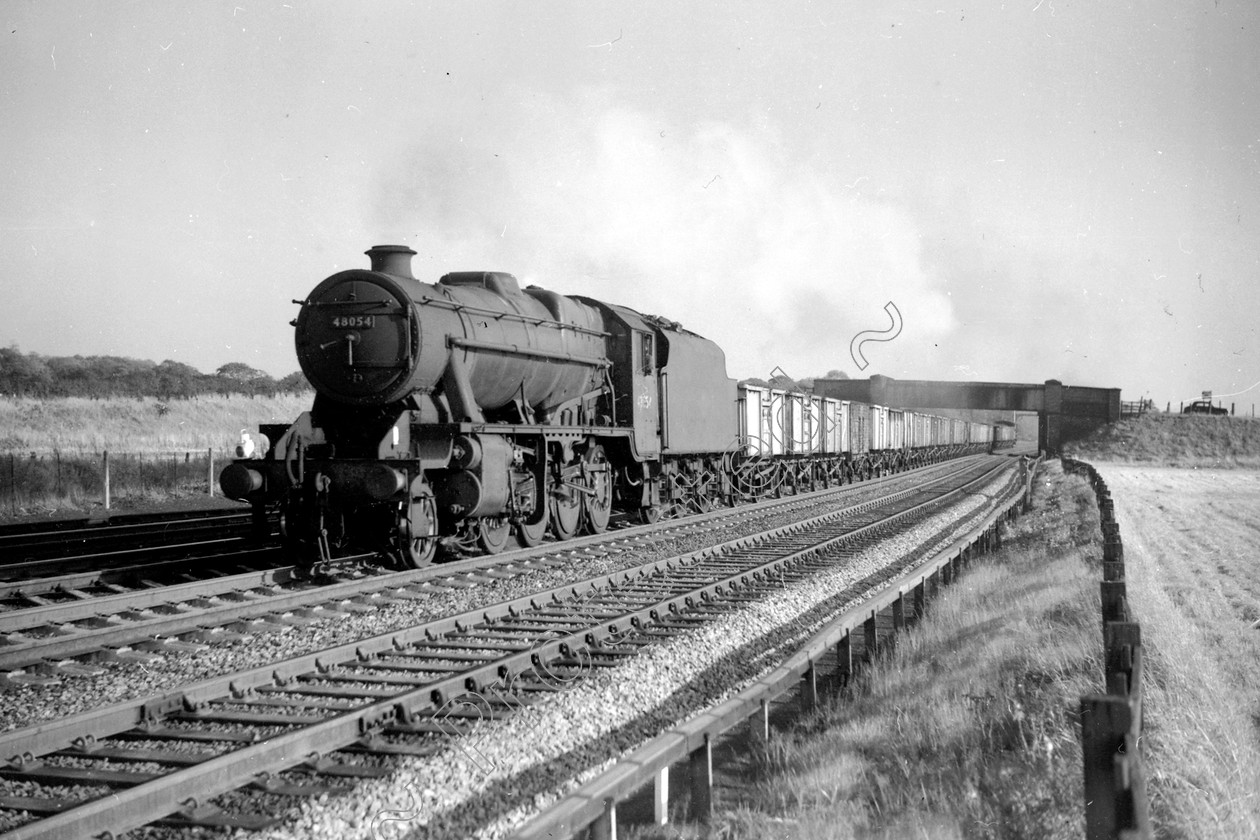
[{"xmin": 221, "ymin": 245, "xmax": 1016, "ymax": 568}]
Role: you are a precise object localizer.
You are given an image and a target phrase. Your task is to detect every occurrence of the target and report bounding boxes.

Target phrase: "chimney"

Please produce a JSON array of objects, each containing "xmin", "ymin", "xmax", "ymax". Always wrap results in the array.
[{"xmin": 365, "ymin": 244, "xmax": 416, "ymax": 278}]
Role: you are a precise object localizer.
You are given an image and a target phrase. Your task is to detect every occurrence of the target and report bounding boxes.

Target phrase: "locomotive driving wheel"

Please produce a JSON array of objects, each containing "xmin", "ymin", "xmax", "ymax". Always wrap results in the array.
[
  {"xmin": 397, "ymin": 492, "xmax": 438, "ymax": 569},
  {"xmin": 516, "ymin": 513, "xmax": 548, "ymax": 547},
  {"xmin": 549, "ymin": 458, "xmax": 582, "ymax": 540},
  {"xmin": 638, "ymin": 505, "xmax": 663, "ymax": 524},
  {"xmin": 515, "ymin": 453, "xmax": 549, "ymax": 548},
  {"xmin": 477, "ymin": 516, "xmax": 512, "ymax": 554},
  {"xmin": 581, "ymin": 445, "xmax": 612, "ymax": 534}
]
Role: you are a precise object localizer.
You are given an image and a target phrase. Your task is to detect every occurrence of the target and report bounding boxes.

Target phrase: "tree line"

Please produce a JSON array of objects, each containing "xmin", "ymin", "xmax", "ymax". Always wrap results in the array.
[{"xmin": 0, "ymin": 346, "xmax": 309, "ymax": 399}]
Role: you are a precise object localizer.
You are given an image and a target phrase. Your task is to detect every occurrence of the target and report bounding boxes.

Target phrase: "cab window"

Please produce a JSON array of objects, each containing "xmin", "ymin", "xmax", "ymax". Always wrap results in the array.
[{"xmin": 640, "ymin": 332, "xmax": 654, "ymax": 375}]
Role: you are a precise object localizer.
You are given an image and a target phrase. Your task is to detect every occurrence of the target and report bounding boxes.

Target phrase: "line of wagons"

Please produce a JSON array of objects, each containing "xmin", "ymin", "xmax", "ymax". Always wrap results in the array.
[{"xmin": 728, "ymin": 382, "xmax": 1016, "ymax": 497}]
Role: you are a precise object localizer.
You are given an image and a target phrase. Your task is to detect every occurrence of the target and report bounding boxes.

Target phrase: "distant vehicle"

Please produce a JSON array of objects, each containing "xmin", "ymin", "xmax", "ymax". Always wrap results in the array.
[{"xmin": 1182, "ymin": 400, "xmax": 1229, "ymax": 416}]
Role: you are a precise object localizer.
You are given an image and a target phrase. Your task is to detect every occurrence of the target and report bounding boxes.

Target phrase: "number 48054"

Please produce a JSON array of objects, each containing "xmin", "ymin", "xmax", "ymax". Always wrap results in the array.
[{"xmin": 331, "ymin": 315, "xmax": 375, "ymax": 328}]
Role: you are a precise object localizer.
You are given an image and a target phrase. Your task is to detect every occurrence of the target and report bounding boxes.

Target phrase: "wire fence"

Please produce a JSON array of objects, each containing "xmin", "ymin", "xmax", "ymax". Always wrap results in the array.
[
  {"xmin": 1, "ymin": 449, "xmax": 224, "ymax": 515},
  {"xmin": 1119, "ymin": 401, "xmax": 1147, "ymax": 419}
]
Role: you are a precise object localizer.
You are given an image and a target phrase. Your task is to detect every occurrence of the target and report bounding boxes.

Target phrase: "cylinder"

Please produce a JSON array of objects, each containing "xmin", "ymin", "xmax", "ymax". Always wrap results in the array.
[
  {"xmin": 220, "ymin": 463, "xmax": 264, "ymax": 499},
  {"xmin": 361, "ymin": 464, "xmax": 406, "ymax": 500}
]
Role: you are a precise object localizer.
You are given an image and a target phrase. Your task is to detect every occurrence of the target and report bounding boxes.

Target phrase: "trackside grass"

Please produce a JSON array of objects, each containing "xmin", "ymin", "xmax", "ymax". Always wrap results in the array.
[
  {"xmin": 1064, "ymin": 411, "xmax": 1260, "ymax": 468},
  {"xmin": 628, "ymin": 461, "xmax": 1103, "ymax": 839},
  {"xmin": 0, "ymin": 393, "xmax": 311, "ymax": 454}
]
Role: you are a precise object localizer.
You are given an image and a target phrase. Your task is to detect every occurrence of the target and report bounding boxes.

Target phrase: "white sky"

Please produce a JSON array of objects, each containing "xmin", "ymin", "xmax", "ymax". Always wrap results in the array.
[{"xmin": 2, "ymin": 2, "xmax": 1258, "ymax": 408}]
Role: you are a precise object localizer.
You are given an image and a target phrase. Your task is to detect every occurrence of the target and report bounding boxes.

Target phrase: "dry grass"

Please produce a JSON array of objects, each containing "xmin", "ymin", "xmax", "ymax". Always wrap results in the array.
[
  {"xmin": 1092, "ymin": 465, "xmax": 1260, "ymax": 839},
  {"xmin": 629, "ymin": 462, "xmax": 1105, "ymax": 839},
  {"xmin": 0, "ymin": 393, "xmax": 310, "ymax": 454},
  {"xmin": 0, "ymin": 393, "xmax": 310, "ymax": 518},
  {"xmin": 1065, "ymin": 412, "xmax": 1260, "ymax": 468}
]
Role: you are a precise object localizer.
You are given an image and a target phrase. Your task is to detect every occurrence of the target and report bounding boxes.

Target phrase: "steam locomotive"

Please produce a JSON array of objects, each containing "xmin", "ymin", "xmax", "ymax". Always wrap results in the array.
[{"xmin": 221, "ymin": 245, "xmax": 1013, "ymax": 568}]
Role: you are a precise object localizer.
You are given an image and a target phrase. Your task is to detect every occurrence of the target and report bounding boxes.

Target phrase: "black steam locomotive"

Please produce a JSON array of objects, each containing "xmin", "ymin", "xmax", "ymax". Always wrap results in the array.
[{"xmin": 221, "ymin": 245, "xmax": 1007, "ymax": 567}]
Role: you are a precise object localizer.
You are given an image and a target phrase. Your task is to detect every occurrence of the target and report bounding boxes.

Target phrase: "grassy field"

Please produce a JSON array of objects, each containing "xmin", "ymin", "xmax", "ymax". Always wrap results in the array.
[
  {"xmin": 629, "ymin": 460, "xmax": 1105, "ymax": 839},
  {"xmin": 1066, "ymin": 396, "xmax": 1260, "ymax": 831},
  {"xmin": 1064, "ymin": 411, "xmax": 1260, "ymax": 468},
  {"xmin": 1092, "ymin": 465, "xmax": 1260, "ymax": 838},
  {"xmin": 641, "ymin": 424, "xmax": 1260, "ymax": 839},
  {"xmin": 0, "ymin": 393, "xmax": 310, "ymax": 454},
  {"xmin": 0, "ymin": 394, "xmax": 310, "ymax": 518}
]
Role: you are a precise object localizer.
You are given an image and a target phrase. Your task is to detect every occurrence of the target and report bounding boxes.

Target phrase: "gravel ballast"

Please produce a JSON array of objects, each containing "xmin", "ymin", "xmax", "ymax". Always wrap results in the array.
[
  {"xmin": 0, "ymin": 460, "xmax": 1015, "ymax": 839},
  {"xmin": 240, "ymin": 475, "xmax": 1009, "ymax": 840},
  {"xmin": 0, "ymin": 464, "xmax": 975, "ymax": 734}
]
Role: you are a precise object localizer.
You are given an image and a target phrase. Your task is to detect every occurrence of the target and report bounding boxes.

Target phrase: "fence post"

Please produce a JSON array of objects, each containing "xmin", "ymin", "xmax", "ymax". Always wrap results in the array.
[
  {"xmin": 864, "ymin": 610, "xmax": 878, "ymax": 661},
  {"xmin": 801, "ymin": 662, "xmax": 818, "ymax": 712},
  {"xmin": 207, "ymin": 447, "xmax": 214, "ymax": 497},
  {"xmin": 688, "ymin": 734, "xmax": 713, "ymax": 823},
  {"xmin": 653, "ymin": 766, "xmax": 670, "ymax": 825},
  {"xmin": 1080, "ymin": 695, "xmax": 1132, "ymax": 840},
  {"xmin": 835, "ymin": 632, "xmax": 852, "ymax": 688},
  {"xmin": 103, "ymin": 450, "xmax": 111, "ymax": 510},
  {"xmin": 589, "ymin": 797, "xmax": 616, "ymax": 840},
  {"xmin": 8, "ymin": 453, "xmax": 14, "ymax": 516}
]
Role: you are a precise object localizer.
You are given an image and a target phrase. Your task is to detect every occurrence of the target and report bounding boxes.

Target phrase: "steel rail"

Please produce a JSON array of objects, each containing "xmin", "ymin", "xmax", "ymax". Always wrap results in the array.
[
  {"xmin": 0, "ymin": 546, "xmax": 285, "ymax": 600},
  {"xmin": 0, "ymin": 511, "xmax": 266, "ymax": 566},
  {"xmin": 510, "ymin": 456, "xmax": 1040, "ymax": 839},
  {"xmin": 0, "ymin": 458, "xmax": 986, "ymax": 674},
  {"xmin": 0, "ymin": 533, "xmax": 270, "ymax": 583},
  {"xmin": 0, "ymin": 458, "xmax": 1011, "ymax": 840},
  {"xmin": 0, "ymin": 564, "xmax": 321, "ymax": 633},
  {"xmin": 0, "ymin": 508, "xmax": 254, "ymax": 540}
]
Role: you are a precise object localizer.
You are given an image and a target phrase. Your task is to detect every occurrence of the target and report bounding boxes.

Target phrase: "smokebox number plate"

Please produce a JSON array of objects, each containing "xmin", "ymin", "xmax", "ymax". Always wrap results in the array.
[{"xmin": 331, "ymin": 315, "xmax": 376, "ymax": 328}]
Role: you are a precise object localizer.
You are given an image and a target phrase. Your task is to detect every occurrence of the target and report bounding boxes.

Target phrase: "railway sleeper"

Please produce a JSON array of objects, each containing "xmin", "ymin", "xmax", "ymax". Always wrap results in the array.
[
  {"xmin": 340, "ymin": 736, "xmax": 444, "ymax": 758},
  {"xmin": 157, "ymin": 803, "xmax": 278, "ymax": 831},
  {"xmin": 51, "ymin": 745, "xmax": 210, "ymax": 766},
  {"xmin": 169, "ymin": 708, "xmax": 327, "ymax": 727},
  {"xmin": 254, "ymin": 683, "xmax": 398, "ymax": 699},
  {"xmin": 0, "ymin": 761, "xmax": 161, "ymax": 787},
  {"xmin": 0, "ymin": 795, "xmax": 76, "ymax": 816},
  {"xmin": 250, "ymin": 775, "xmax": 351, "ymax": 797},
  {"xmin": 242, "ymin": 695, "xmax": 362, "ymax": 712},
  {"xmin": 302, "ymin": 756, "xmax": 392, "ymax": 779},
  {"xmin": 374, "ymin": 650, "xmax": 503, "ymax": 665},
  {"xmin": 39, "ymin": 659, "xmax": 108, "ymax": 678},
  {"xmin": 133, "ymin": 637, "xmax": 211, "ymax": 654}
]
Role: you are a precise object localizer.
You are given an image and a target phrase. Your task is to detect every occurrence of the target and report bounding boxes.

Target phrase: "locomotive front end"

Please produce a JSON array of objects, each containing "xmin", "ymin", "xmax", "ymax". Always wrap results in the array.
[
  {"xmin": 223, "ymin": 245, "xmax": 619, "ymax": 568},
  {"xmin": 294, "ymin": 245, "xmax": 447, "ymax": 406}
]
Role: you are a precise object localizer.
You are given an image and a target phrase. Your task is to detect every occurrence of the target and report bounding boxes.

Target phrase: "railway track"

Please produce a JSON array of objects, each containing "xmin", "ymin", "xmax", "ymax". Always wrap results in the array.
[
  {"xmin": 0, "ymin": 507, "xmax": 274, "ymax": 582},
  {"xmin": 0, "ymin": 458, "xmax": 980, "ymax": 683},
  {"xmin": 0, "ymin": 455, "xmax": 1020, "ymax": 839},
  {"xmin": 513, "ymin": 456, "xmax": 1039, "ymax": 840}
]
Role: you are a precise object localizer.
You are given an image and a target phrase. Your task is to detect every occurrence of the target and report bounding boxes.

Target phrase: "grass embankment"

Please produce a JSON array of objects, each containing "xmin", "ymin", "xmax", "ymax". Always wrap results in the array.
[
  {"xmin": 1064, "ymin": 412, "xmax": 1260, "ymax": 468},
  {"xmin": 0, "ymin": 394, "xmax": 310, "ymax": 454},
  {"xmin": 0, "ymin": 394, "xmax": 311, "ymax": 519},
  {"xmin": 631, "ymin": 461, "xmax": 1104, "ymax": 839}
]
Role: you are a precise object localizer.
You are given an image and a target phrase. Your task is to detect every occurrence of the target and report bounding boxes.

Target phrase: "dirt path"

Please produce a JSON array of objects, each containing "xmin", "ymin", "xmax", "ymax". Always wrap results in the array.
[{"xmin": 1093, "ymin": 464, "xmax": 1260, "ymax": 838}]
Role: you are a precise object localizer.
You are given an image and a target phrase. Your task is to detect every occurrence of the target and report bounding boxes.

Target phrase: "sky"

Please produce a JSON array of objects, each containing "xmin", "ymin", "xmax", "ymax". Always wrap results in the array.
[{"xmin": 2, "ymin": 1, "xmax": 1258, "ymax": 409}]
